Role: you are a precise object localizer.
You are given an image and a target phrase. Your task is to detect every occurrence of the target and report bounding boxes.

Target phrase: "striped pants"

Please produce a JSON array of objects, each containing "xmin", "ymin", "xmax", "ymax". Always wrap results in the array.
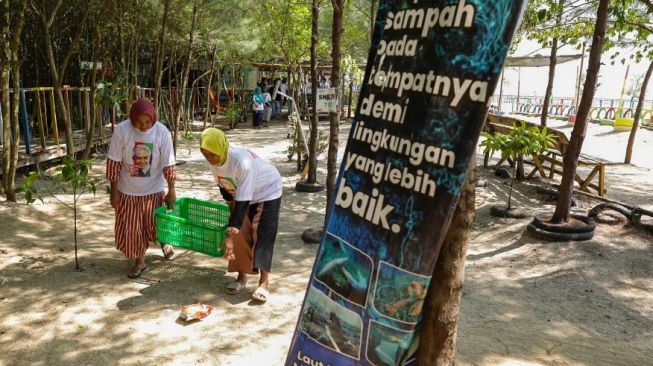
[
  {"xmin": 114, "ymin": 192, "xmax": 164, "ymax": 259},
  {"xmin": 107, "ymin": 159, "xmax": 175, "ymax": 259}
]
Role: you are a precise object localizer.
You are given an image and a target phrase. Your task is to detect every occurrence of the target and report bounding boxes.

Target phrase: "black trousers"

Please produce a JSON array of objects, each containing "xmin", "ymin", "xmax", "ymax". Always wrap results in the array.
[{"xmin": 248, "ymin": 196, "xmax": 281, "ymax": 272}]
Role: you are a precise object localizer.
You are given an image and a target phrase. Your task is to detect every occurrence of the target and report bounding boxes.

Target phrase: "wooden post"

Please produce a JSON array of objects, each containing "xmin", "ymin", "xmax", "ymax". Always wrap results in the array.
[
  {"xmin": 64, "ymin": 88, "xmax": 72, "ymax": 133},
  {"xmin": 599, "ymin": 164, "xmax": 605, "ymax": 196},
  {"xmin": 575, "ymin": 42, "xmax": 586, "ymax": 110},
  {"xmin": 42, "ymin": 91, "xmax": 49, "ymax": 137},
  {"xmin": 77, "ymin": 88, "xmax": 83, "ymax": 132},
  {"xmin": 85, "ymin": 89, "xmax": 91, "ymax": 136},
  {"xmin": 49, "ymin": 89, "xmax": 60, "ymax": 149},
  {"xmin": 498, "ymin": 68, "xmax": 504, "ymax": 113},
  {"xmin": 19, "ymin": 90, "xmax": 31, "ymax": 154},
  {"xmin": 35, "ymin": 90, "xmax": 46, "ymax": 150}
]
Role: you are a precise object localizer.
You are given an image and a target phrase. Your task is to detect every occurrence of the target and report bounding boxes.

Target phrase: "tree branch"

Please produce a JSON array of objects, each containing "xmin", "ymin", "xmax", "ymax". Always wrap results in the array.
[
  {"xmin": 47, "ymin": 0, "xmax": 63, "ymax": 29},
  {"xmin": 59, "ymin": 5, "xmax": 93, "ymax": 85},
  {"xmin": 10, "ymin": 0, "xmax": 27, "ymax": 49}
]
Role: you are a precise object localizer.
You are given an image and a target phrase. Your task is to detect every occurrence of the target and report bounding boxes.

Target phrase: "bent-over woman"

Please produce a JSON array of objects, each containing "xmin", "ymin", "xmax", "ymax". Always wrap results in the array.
[{"xmin": 200, "ymin": 128, "xmax": 282, "ymax": 303}]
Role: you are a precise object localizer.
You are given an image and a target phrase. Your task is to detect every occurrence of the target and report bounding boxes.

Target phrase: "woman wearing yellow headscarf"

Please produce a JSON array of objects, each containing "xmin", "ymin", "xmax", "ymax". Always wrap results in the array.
[{"xmin": 200, "ymin": 128, "xmax": 282, "ymax": 303}]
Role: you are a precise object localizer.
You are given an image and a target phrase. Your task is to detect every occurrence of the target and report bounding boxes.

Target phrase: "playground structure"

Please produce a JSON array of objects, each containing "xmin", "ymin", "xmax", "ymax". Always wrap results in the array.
[
  {"xmin": 484, "ymin": 113, "xmax": 612, "ymax": 197},
  {"xmin": 494, "ymin": 95, "xmax": 653, "ymax": 129},
  {"xmin": 0, "ymin": 87, "xmax": 114, "ymax": 169},
  {"xmin": 0, "ymin": 84, "xmax": 244, "ymax": 172}
]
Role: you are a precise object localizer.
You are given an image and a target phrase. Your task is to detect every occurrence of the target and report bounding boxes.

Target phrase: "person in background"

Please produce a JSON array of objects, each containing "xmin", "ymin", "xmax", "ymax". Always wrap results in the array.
[
  {"xmin": 199, "ymin": 128, "xmax": 282, "ymax": 303},
  {"xmin": 252, "ymin": 87, "xmax": 266, "ymax": 129},
  {"xmin": 262, "ymin": 86, "xmax": 273, "ymax": 127},
  {"xmin": 106, "ymin": 98, "xmax": 176, "ymax": 278},
  {"xmin": 279, "ymin": 78, "xmax": 289, "ymax": 111},
  {"xmin": 269, "ymin": 78, "xmax": 281, "ymax": 119}
]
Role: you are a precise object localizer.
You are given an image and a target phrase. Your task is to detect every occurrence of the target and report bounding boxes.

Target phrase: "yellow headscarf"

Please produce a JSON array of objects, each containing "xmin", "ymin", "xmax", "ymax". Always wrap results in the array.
[{"xmin": 200, "ymin": 128, "xmax": 229, "ymax": 165}]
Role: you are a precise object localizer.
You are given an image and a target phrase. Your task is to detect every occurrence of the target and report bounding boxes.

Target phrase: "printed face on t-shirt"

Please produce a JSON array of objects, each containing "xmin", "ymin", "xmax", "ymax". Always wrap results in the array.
[
  {"xmin": 130, "ymin": 142, "xmax": 153, "ymax": 177},
  {"xmin": 217, "ymin": 176, "xmax": 237, "ymax": 196}
]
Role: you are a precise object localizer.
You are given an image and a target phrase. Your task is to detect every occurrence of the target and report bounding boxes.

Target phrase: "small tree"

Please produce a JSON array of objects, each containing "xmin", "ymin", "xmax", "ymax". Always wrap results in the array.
[
  {"xmin": 95, "ymin": 64, "xmax": 131, "ymax": 116},
  {"xmin": 221, "ymin": 105, "xmax": 242, "ymax": 130},
  {"xmin": 18, "ymin": 157, "xmax": 101, "ymax": 271},
  {"xmin": 480, "ymin": 122, "xmax": 556, "ymax": 210}
]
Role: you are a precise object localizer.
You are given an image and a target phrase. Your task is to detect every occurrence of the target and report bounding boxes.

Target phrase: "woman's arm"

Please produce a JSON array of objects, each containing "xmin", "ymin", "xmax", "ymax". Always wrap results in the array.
[
  {"xmin": 163, "ymin": 165, "xmax": 176, "ymax": 209},
  {"xmin": 160, "ymin": 126, "xmax": 177, "ymax": 208},
  {"xmin": 106, "ymin": 159, "xmax": 122, "ymax": 209}
]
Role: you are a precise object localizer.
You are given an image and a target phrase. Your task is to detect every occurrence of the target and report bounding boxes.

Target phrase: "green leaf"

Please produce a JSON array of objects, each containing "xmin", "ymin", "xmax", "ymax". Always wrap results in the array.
[{"xmin": 62, "ymin": 165, "xmax": 75, "ymax": 181}]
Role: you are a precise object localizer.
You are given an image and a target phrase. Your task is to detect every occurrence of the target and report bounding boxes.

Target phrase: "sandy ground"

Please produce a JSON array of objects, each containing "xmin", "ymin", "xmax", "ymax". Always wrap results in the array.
[{"xmin": 0, "ymin": 117, "xmax": 651, "ymax": 366}]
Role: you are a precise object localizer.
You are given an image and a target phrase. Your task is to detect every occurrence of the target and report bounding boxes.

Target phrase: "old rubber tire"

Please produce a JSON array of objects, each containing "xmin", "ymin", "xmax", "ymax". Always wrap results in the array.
[
  {"xmin": 295, "ymin": 181, "xmax": 325, "ymax": 193},
  {"xmin": 490, "ymin": 205, "xmax": 532, "ymax": 219},
  {"xmin": 301, "ymin": 228, "xmax": 322, "ymax": 244},
  {"xmin": 532, "ymin": 215, "xmax": 596, "ymax": 234},
  {"xmin": 527, "ymin": 223, "xmax": 594, "ymax": 241}
]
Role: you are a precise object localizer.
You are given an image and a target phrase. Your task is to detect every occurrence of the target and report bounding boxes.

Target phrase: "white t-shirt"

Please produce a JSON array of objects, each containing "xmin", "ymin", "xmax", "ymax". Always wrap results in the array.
[
  {"xmin": 208, "ymin": 145, "xmax": 282, "ymax": 203},
  {"xmin": 253, "ymin": 93, "xmax": 268, "ymax": 111},
  {"xmin": 108, "ymin": 120, "xmax": 176, "ymax": 196}
]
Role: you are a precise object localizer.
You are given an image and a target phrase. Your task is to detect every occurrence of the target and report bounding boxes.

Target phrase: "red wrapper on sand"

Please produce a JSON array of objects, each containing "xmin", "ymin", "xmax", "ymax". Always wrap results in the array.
[{"xmin": 179, "ymin": 303, "xmax": 215, "ymax": 321}]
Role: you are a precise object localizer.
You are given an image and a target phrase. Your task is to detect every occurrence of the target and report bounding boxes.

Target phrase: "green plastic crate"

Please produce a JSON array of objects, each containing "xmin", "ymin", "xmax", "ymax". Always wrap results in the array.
[{"xmin": 155, "ymin": 198, "xmax": 230, "ymax": 257}]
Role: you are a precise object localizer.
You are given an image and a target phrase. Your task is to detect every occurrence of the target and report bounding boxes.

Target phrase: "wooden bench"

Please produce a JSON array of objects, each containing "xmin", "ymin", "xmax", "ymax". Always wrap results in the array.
[{"xmin": 483, "ymin": 114, "xmax": 609, "ymax": 197}]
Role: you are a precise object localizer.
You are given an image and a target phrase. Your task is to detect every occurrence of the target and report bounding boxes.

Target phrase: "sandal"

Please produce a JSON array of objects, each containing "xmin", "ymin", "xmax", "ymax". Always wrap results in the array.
[
  {"xmin": 127, "ymin": 266, "xmax": 148, "ymax": 279},
  {"xmin": 161, "ymin": 244, "xmax": 174, "ymax": 259},
  {"xmin": 251, "ymin": 287, "xmax": 269, "ymax": 303},
  {"xmin": 225, "ymin": 280, "xmax": 247, "ymax": 295}
]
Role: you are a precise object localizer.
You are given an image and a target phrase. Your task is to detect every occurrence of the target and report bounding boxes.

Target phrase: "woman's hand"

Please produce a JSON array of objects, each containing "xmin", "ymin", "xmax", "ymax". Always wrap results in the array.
[
  {"xmin": 223, "ymin": 236, "xmax": 236, "ymax": 261},
  {"xmin": 110, "ymin": 184, "xmax": 120, "ymax": 210},
  {"xmin": 165, "ymin": 188, "xmax": 176, "ymax": 209}
]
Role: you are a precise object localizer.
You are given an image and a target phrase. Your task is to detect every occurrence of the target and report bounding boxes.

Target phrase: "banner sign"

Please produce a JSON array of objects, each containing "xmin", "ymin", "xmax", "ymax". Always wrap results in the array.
[
  {"xmin": 286, "ymin": 1, "xmax": 527, "ymax": 365},
  {"xmin": 317, "ymin": 88, "xmax": 338, "ymax": 113}
]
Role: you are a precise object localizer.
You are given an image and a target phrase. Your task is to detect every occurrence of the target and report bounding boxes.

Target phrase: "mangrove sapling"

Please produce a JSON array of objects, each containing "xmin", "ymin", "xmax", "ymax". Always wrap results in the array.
[
  {"xmin": 18, "ymin": 156, "xmax": 101, "ymax": 271},
  {"xmin": 480, "ymin": 122, "xmax": 556, "ymax": 216}
]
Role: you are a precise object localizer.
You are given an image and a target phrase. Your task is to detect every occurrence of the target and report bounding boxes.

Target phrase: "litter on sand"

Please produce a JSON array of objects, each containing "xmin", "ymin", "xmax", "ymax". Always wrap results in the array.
[{"xmin": 179, "ymin": 303, "xmax": 215, "ymax": 321}]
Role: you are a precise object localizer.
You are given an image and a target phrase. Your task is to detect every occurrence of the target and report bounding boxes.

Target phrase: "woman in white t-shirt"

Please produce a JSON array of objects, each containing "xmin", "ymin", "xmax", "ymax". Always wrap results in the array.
[
  {"xmin": 252, "ymin": 87, "xmax": 266, "ymax": 129},
  {"xmin": 200, "ymin": 128, "xmax": 282, "ymax": 303},
  {"xmin": 106, "ymin": 98, "xmax": 177, "ymax": 278}
]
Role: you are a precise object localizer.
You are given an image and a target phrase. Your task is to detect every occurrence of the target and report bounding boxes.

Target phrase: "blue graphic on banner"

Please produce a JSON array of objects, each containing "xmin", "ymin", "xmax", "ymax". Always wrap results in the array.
[{"xmin": 286, "ymin": 1, "xmax": 528, "ymax": 365}]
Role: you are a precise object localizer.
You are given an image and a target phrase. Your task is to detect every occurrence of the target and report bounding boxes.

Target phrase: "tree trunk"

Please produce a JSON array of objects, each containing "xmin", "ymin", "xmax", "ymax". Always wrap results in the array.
[
  {"xmin": 154, "ymin": 0, "xmax": 172, "ymax": 110},
  {"xmin": 83, "ymin": 17, "xmax": 104, "ymax": 159},
  {"xmin": 167, "ymin": 50, "xmax": 176, "ymax": 130},
  {"xmin": 1, "ymin": 0, "xmax": 11, "ymax": 199},
  {"xmin": 624, "ymin": 59, "xmax": 653, "ymax": 164},
  {"xmin": 7, "ymin": 69, "xmax": 19, "ymax": 203},
  {"xmin": 3, "ymin": 0, "xmax": 26, "ymax": 202},
  {"xmin": 8, "ymin": 35, "xmax": 24, "ymax": 203},
  {"xmin": 498, "ymin": 68, "xmax": 504, "ymax": 112},
  {"xmin": 326, "ymin": 0, "xmax": 343, "ymax": 220},
  {"xmin": 541, "ymin": 4, "xmax": 563, "ymax": 126},
  {"xmin": 130, "ymin": 0, "xmax": 140, "ymax": 103},
  {"xmin": 347, "ymin": 76, "xmax": 353, "ymax": 118},
  {"xmin": 33, "ymin": 0, "xmax": 91, "ymax": 156},
  {"xmin": 203, "ymin": 47, "xmax": 217, "ymax": 129},
  {"xmin": 551, "ymin": 0, "xmax": 610, "ymax": 224},
  {"xmin": 74, "ymin": 204, "xmax": 79, "ymax": 270},
  {"xmin": 174, "ymin": 0, "xmax": 199, "ymax": 155},
  {"xmin": 369, "ymin": 0, "xmax": 378, "ymax": 44},
  {"xmin": 190, "ymin": 67, "xmax": 212, "ymax": 129},
  {"xmin": 40, "ymin": 22, "xmax": 71, "ymax": 154},
  {"xmin": 307, "ymin": 0, "xmax": 320, "ymax": 184},
  {"xmin": 508, "ymin": 163, "xmax": 517, "ymax": 210},
  {"xmin": 417, "ymin": 165, "xmax": 476, "ymax": 365},
  {"xmin": 541, "ymin": 38, "xmax": 557, "ymax": 127}
]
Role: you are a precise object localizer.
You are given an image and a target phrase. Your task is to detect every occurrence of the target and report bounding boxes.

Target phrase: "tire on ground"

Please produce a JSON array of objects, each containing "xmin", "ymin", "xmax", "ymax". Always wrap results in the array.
[{"xmin": 531, "ymin": 214, "xmax": 596, "ymax": 234}]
